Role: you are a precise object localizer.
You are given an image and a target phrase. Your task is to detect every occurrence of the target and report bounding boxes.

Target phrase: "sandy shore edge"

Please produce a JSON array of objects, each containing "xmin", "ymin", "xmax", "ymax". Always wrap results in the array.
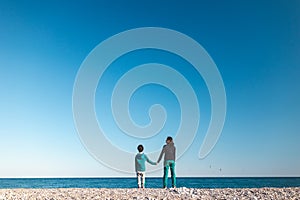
[{"xmin": 0, "ymin": 187, "xmax": 299, "ymax": 199}]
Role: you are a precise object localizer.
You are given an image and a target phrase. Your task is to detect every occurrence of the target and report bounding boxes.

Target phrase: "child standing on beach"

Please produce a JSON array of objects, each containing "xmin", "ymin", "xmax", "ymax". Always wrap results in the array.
[
  {"xmin": 135, "ymin": 144, "xmax": 156, "ymax": 188},
  {"xmin": 157, "ymin": 136, "xmax": 176, "ymax": 189}
]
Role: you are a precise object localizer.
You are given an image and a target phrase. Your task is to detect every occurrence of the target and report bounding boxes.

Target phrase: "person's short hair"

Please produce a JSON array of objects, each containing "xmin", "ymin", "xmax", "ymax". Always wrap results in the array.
[
  {"xmin": 137, "ymin": 144, "xmax": 144, "ymax": 152},
  {"xmin": 166, "ymin": 136, "xmax": 173, "ymax": 141}
]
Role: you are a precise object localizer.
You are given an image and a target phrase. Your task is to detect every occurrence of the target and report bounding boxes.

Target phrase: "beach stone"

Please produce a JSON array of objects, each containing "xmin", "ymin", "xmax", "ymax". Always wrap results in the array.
[{"xmin": 0, "ymin": 187, "xmax": 299, "ymax": 199}]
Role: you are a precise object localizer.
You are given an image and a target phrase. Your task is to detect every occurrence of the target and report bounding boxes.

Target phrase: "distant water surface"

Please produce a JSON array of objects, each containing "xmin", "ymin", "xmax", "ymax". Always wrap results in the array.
[{"xmin": 0, "ymin": 177, "xmax": 299, "ymax": 189}]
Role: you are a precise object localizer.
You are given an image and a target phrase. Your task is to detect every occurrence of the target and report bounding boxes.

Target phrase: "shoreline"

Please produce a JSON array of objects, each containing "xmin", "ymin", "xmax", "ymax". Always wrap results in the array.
[{"xmin": 0, "ymin": 187, "xmax": 299, "ymax": 199}]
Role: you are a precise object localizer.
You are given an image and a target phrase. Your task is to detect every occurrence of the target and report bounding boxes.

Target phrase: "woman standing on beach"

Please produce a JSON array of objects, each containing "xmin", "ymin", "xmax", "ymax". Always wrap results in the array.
[{"xmin": 157, "ymin": 136, "xmax": 176, "ymax": 189}]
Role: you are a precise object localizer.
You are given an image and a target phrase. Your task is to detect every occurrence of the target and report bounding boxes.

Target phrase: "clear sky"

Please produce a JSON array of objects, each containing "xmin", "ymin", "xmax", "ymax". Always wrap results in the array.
[{"xmin": 0, "ymin": 0, "xmax": 299, "ymax": 177}]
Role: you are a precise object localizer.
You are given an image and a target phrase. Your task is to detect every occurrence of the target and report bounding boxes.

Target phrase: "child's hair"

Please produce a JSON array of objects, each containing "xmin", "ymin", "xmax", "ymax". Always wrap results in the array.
[
  {"xmin": 166, "ymin": 136, "xmax": 173, "ymax": 141},
  {"xmin": 137, "ymin": 144, "xmax": 144, "ymax": 152}
]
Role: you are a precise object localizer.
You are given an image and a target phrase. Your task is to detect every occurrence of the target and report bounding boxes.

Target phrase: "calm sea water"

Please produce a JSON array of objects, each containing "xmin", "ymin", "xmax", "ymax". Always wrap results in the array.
[{"xmin": 0, "ymin": 177, "xmax": 299, "ymax": 189}]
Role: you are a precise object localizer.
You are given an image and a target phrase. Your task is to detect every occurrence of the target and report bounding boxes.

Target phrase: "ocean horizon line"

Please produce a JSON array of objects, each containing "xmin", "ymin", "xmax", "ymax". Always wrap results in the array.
[
  {"xmin": 1, "ymin": 176, "xmax": 299, "ymax": 179},
  {"xmin": 0, "ymin": 177, "xmax": 299, "ymax": 189}
]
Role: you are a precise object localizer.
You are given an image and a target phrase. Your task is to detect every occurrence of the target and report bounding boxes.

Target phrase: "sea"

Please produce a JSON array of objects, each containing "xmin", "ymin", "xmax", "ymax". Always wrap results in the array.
[{"xmin": 0, "ymin": 177, "xmax": 299, "ymax": 189}]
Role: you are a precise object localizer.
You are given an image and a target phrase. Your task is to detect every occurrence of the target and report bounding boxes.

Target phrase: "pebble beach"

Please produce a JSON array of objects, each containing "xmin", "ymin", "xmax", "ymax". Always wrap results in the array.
[{"xmin": 0, "ymin": 187, "xmax": 299, "ymax": 200}]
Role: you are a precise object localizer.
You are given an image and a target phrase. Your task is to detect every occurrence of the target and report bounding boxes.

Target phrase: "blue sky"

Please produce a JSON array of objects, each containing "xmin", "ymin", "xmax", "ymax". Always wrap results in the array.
[{"xmin": 0, "ymin": 0, "xmax": 299, "ymax": 177}]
